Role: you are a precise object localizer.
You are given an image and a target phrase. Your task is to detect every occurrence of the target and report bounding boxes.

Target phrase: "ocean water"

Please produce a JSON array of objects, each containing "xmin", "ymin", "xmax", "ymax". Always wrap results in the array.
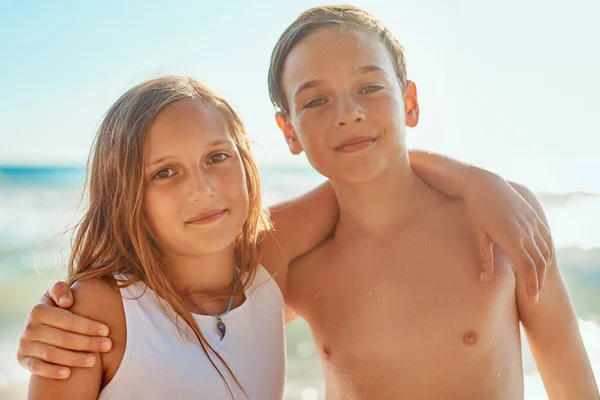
[{"xmin": 0, "ymin": 166, "xmax": 599, "ymax": 399}]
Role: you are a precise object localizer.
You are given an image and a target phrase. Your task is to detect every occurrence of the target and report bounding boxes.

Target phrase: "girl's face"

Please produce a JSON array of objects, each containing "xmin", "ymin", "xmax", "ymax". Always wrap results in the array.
[{"xmin": 142, "ymin": 100, "xmax": 249, "ymax": 259}]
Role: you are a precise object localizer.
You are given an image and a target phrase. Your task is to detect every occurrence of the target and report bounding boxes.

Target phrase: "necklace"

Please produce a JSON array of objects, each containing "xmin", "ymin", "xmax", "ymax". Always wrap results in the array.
[{"xmin": 177, "ymin": 268, "xmax": 238, "ymax": 341}]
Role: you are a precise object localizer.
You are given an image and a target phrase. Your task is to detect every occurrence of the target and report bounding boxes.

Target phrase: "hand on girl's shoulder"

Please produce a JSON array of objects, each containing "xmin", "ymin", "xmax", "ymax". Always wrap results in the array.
[
  {"xmin": 70, "ymin": 277, "xmax": 125, "ymax": 340},
  {"xmin": 27, "ymin": 278, "xmax": 126, "ymax": 400}
]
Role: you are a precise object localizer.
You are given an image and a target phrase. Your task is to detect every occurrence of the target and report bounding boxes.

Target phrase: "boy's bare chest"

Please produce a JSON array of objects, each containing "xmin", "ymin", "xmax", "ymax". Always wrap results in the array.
[
  {"xmin": 287, "ymin": 208, "xmax": 522, "ymax": 398},
  {"xmin": 290, "ymin": 220, "xmax": 517, "ymax": 361}
]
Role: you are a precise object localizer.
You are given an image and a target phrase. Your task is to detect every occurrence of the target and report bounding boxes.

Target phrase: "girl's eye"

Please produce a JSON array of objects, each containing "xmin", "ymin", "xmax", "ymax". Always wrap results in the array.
[
  {"xmin": 360, "ymin": 85, "xmax": 383, "ymax": 94},
  {"xmin": 153, "ymin": 168, "xmax": 174, "ymax": 180},
  {"xmin": 304, "ymin": 99, "xmax": 327, "ymax": 109},
  {"xmin": 207, "ymin": 152, "xmax": 231, "ymax": 164}
]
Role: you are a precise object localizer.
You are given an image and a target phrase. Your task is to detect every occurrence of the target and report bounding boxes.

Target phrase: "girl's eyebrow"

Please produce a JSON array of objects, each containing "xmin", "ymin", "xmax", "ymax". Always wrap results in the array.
[
  {"xmin": 205, "ymin": 139, "xmax": 232, "ymax": 148},
  {"xmin": 145, "ymin": 139, "xmax": 233, "ymax": 167},
  {"xmin": 146, "ymin": 155, "xmax": 176, "ymax": 167}
]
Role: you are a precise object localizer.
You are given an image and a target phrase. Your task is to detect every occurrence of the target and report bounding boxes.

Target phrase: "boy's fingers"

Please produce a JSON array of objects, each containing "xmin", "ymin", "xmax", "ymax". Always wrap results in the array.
[
  {"xmin": 19, "ymin": 340, "xmax": 96, "ymax": 368},
  {"xmin": 26, "ymin": 303, "xmax": 109, "ymax": 337},
  {"xmin": 19, "ymin": 357, "xmax": 71, "ymax": 380},
  {"xmin": 46, "ymin": 281, "xmax": 73, "ymax": 308},
  {"xmin": 23, "ymin": 324, "xmax": 112, "ymax": 353}
]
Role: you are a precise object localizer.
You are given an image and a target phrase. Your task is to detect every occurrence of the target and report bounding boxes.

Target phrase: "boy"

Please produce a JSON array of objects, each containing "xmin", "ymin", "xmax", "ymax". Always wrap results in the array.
[{"xmin": 269, "ymin": 5, "xmax": 597, "ymax": 398}]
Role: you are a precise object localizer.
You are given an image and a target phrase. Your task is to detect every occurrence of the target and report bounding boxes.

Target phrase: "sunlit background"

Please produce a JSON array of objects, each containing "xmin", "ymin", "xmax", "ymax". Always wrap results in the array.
[{"xmin": 1, "ymin": 0, "xmax": 599, "ymax": 399}]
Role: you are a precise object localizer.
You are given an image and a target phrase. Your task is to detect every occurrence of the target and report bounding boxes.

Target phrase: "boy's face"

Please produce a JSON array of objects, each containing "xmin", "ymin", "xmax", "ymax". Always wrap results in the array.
[{"xmin": 277, "ymin": 27, "xmax": 419, "ymax": 184}]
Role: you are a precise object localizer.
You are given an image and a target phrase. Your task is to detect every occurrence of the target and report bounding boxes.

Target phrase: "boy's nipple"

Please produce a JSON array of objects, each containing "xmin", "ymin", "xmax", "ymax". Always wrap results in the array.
[
  {"xmin": 462, "ymin": 329, "xmax": 479, "ymax": 346},
  {"xmin": 323, "ymin": 345, "xmax": 333, "ymax": 359}
]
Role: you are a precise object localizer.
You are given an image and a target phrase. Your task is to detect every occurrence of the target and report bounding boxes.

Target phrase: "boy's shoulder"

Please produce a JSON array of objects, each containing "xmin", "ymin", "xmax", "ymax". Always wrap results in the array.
[
  {"xmin": 508, "ymin": 182, "xmax": 545, "ymax": 217},
  {"xmin": 287, "ymin": 235, "xmax": 339, "ymax": 292},
  {"xmin": 291, "ymin": 233, "xmax": 338, "ymax": 270}
]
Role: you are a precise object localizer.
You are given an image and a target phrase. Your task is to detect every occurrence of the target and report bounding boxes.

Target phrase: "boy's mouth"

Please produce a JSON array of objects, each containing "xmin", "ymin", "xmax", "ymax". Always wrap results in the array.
[{"xmin": 334, "ymin": 136, "xmax": 378, "ymax": 153}]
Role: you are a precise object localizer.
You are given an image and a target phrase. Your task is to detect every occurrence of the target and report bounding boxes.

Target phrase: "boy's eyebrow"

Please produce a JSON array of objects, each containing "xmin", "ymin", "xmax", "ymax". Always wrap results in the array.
[
  {"xmin": 294, "ymin": 65, "xmax": 387, "ymax": 99},
  {"xmin": 294, "ymin": 79, "xmax": 320, "ymax": 99},
  {"xmin": 356, "ymin": 64, "xmax": 386, "ymax": 75},
  {"xmin": 146, "ymin": 139, "xmax": 232, "ymax": 166}
]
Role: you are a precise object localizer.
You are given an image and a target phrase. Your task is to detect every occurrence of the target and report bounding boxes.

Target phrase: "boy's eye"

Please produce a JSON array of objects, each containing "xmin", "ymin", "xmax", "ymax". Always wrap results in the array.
[
  {"xmin": 303, "ymin": 99, "xmax": 327, "ymax": 109},
  {"xmin": 207, "ymin": 152, "xmax": 231, "ymax": 164},
  {"xmin": 153, "ymin": 168, "xmax": 174, "ymax": 180},
  {"xmin": 360, "ymin": 85, "xmax": 383, "ymax": 94}
]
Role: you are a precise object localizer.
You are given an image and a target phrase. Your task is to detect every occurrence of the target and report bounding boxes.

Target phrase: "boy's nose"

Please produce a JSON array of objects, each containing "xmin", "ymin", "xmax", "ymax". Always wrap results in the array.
[{"xmin": 335, "ymin": 97, "xmax": 365, "ymax": 127}]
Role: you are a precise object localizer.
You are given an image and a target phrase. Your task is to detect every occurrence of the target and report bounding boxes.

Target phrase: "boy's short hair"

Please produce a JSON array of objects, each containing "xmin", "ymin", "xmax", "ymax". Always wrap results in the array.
[{"xmin": 268, "ymin": 4, "xmax": 409, "ymax": 113}]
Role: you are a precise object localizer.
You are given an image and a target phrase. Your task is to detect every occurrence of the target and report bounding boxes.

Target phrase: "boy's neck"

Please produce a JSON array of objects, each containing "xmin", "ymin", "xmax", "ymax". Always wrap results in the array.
[{"xmin": 331, "ymin": 153, "xmax": 445, "ymax": 240}]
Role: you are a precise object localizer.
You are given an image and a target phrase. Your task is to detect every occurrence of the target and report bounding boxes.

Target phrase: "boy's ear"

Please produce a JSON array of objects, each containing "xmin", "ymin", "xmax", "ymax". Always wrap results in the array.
[
  {"xmin": 404, "ymin": 81, "xmax": 420, "ymax": 128},
  {"xmin": 275, "ymin": 112, "xmax": 304, "ymax": 155}
]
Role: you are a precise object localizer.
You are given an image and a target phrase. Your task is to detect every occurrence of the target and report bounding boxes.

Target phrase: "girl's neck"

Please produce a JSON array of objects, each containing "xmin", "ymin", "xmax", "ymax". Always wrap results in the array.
[{"xmin": 166, "ymin": 244, "xmax": 237, "ymax": 294}]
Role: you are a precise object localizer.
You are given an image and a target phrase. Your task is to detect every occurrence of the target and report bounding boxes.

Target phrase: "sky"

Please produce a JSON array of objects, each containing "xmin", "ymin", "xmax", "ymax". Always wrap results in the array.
[{"xmin": 1, "ymin": 0, "xmax": 599, "ymax": 192}]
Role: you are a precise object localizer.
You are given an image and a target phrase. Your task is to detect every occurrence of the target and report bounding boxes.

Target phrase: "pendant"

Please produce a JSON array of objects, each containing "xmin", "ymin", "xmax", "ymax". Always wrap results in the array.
[{"xmin": 216, "ymin": 316, "xmax": 226, "ymax": 340}]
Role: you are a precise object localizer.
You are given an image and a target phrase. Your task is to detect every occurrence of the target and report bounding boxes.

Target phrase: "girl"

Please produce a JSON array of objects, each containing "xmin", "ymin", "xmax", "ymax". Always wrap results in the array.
[{"xmin": 24, "ymin": 76, "xmax": 552, "ymax": 399}]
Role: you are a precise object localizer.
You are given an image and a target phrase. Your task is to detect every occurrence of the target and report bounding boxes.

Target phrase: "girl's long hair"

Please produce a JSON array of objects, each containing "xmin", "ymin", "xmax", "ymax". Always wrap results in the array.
[{"xmin": 67, "ymin": 76, "xmax": 271, "ymax": 396}]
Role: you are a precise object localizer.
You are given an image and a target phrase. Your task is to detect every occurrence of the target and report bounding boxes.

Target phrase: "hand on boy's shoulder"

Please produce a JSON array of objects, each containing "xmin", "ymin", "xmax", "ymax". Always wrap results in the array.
[{"xmin": 508, "ymin": 182, "xmax": 547, "ymax": 222}]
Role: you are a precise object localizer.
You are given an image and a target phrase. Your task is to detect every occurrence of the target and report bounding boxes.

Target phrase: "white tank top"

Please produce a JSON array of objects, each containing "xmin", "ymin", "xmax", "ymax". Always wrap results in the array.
[{"xmin": 98, "ymin": 266, "xmax": 286, "ymax": 400}]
